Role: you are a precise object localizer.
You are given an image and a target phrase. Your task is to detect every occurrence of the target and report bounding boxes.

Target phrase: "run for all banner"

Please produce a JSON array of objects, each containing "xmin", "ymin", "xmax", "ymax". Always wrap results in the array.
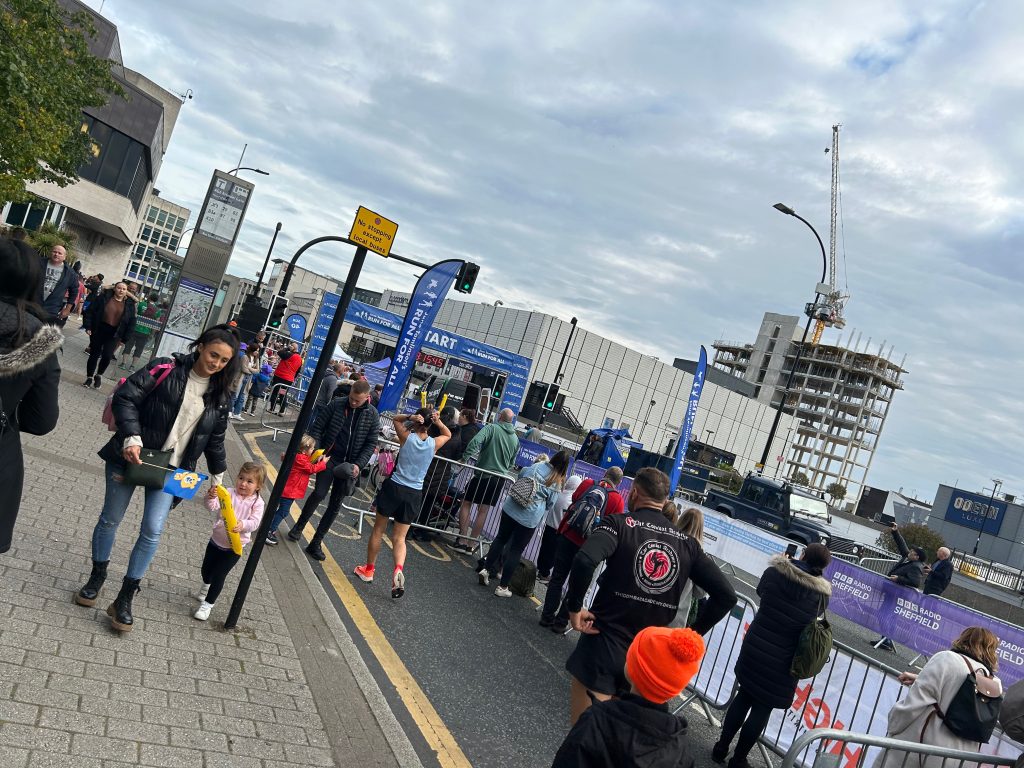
[
  {"xmin": 668, "ymin": 345, "xmax": 707, "ymax": 494},
  {"xmin": 377, "ymin": 260, "xmax": 462, "ymax": 414}
]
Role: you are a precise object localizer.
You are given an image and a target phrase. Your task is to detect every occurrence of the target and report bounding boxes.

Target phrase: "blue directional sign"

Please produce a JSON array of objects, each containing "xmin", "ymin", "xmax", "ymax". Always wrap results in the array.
[{"xmin": 285, "ymin": 313, "xmax": 307, "ymax": 342}]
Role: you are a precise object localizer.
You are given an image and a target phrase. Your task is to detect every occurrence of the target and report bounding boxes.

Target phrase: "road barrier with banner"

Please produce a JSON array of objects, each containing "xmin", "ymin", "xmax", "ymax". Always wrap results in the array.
[{"xmin": 780, "ymin": 728, "xmax": 1016, "ymax": 768}]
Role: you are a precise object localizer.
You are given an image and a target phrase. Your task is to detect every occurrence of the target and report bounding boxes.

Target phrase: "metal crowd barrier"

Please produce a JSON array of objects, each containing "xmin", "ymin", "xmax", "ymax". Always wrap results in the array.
[
  {"xmin": 858, "ymin": 556, "xmax": 899, "ymax": 575},
  {"xmin": 951, "ymin": 550, "xmax": 1024, "ymax": 593},
  {"xmin": 780, "ymin": 727, "xmax": 1015, "ymax": 768},
  {"xmin": 258, "ymin": 381, "xmax": 316, "ymax": 441}
]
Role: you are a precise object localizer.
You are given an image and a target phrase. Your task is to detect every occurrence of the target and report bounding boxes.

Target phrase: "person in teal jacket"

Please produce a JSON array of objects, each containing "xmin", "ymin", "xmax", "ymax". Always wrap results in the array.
[
  {"xmin": 477, "ymin": 450, "xmax": 570, "ymax": 597},
  {"xmin": 453, "ymin": 408, "xmax": 521, "ymax": 553}
]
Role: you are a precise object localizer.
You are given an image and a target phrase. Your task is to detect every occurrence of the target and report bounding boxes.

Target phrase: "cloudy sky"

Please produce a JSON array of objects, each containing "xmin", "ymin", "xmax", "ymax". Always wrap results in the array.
[{"xmin": 87, "ymin": 0, "xmax": 1022, "ymax": 503}]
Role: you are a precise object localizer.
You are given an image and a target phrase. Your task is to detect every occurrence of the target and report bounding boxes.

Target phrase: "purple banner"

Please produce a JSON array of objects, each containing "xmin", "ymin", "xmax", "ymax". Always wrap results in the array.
[{"xmin": 827, "ymin": 560, "xmax": 1024, "ymax": 685}]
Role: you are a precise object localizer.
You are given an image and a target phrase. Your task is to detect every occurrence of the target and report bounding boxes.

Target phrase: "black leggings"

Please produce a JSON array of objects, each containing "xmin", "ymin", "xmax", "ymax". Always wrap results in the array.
[
  {"xmin": 201, "ymin": 540, "xmax": 241, "ymax": 605},
  {"xmin": 87, "ymin": 323, "xmax": 120, "ymax": 377},
  {"xmin": 718, "ymin": 685, "xmax": 774, "ymax": 761},
  {"xmin": 481, "ymin": 512, "xmax": 534, "ymax": 588},
  {"xmin": 293, "ymin": 459, "xmax": 356, "ymax": 540}
]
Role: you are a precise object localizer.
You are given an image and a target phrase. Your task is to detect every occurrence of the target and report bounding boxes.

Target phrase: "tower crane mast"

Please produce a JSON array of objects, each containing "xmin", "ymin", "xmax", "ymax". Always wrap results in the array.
[{"xmin": 808, "ymin": 124, "xmax": 849, "ymax": 344}]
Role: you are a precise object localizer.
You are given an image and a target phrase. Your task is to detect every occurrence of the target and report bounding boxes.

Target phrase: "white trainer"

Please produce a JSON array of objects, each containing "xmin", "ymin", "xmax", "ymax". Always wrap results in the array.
[
  {"xmin": 193, "ymin": 601, "xmax": 214, "ymax": 621},
  {"xmin": 494, "ymin": 586, "xmax": 512, "ymax": 598},
  {"xmin": 478, "ymin": 568, "xmax": 490, "ymax": 586}
]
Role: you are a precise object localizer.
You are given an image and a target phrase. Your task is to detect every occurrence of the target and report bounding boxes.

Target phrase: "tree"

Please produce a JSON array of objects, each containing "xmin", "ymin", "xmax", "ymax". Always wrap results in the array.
[
  {"xmin": 825, "ymin": 482, "xmax": 847, "ymax": 505},
  {"xmin": 791, "ymin": 471, "xmax": 810, "ymax": 486},
  {"xmin": 875, "ymin": 523, "xmax": 946, "ymax": 563},
  {"xmin": 28, "ymin": 219, "xmax": 76, "ymax": 259},
  {"xmin": 0, "ymin": 0, "xmax": 121, "ymax": 203},
  {"xmin": 712, "ymin": 463, "xmax": 743, "ymax": 494}
]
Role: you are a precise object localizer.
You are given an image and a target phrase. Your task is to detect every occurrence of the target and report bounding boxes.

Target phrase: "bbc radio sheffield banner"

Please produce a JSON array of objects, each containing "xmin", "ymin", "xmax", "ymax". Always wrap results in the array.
[{"xmin": 343, "ymin": 300, "xmax": 532, "ymax": 416}]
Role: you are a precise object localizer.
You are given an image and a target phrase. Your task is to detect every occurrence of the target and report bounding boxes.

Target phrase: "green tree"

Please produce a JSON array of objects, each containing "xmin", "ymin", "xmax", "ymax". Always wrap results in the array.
[
  {"xmin": 825, "ymin": 482, "xmax": 847, "ymax": 505},
  {"xmin": 791, "ymin": 471, "xmax": 810, "ymax": 486},
  {"xmin": 28, "ymin": 219, "xmax": 76, "ymax": 259},
  {"xmin": 875, "ymin": 523, "xmax": 946, "ymax": 563},
  {"xmin": 0, "ymin": 0, "xmax": 121, "ymax": 202}
]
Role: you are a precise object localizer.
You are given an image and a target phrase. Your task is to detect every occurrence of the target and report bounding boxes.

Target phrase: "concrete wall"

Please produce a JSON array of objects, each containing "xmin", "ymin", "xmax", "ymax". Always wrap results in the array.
[{"xmin": 926, "ymin": 484, "xmax": 1024, "ymax": 565}]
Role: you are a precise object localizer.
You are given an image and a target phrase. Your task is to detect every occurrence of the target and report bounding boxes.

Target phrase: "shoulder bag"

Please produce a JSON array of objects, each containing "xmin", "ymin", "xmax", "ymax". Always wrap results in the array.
[
  {"xmin": 791, "ymin": 593, "xmax": 833, "ymax": 679},
  {"xmin": 923, "ymin": 655, "xmax": 1003, "ymax": 744}
]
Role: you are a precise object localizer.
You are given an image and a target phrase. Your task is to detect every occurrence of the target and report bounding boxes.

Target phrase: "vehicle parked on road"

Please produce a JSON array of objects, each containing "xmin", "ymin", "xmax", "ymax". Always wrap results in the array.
[{"xmin": 705, "ymin": 475, "xmax": 833, "ymax": 546}]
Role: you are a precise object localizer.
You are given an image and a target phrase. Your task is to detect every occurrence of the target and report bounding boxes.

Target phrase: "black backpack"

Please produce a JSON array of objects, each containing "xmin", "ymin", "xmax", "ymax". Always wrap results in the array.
[
  {"xmin": 564, "ymin": 484, "xmax": 611, "ymax": 538},
  {"xmin": 509, "ymin": 558, "xmax": 537, "ymax": 597},
  {"xmin": 925, "ymin": 654, "xmax": 1003, "ymax": 743}
]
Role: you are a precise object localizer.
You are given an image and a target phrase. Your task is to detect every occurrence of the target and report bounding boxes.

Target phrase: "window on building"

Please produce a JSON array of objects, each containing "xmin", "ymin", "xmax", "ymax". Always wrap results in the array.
[
  {"xmin": 168, "ymin": 236, "xmax": 179, "ymax": 251},
  {"xmin": 133, "ymin": 243, "xmax": 146, "ymax": 258},
  {"xmin": 174, "ymin": 218, "xmax": 184, "ymax": 232},
  {"xmin": 142, "ymin": 225, "xmax": 153, "ymax": 241},
  {"xmin": 156, "ymin": 210, "xmax": 167, "ymax": 227},
  {"xmin": 165, "ymin": 214, "xmax": 176, "ymax": 231},
  {"xmin": 77, "ymin": 117, "xmax": 148, "ymax": 209},
  {"xmin": 159, "ymin": 232, "xmax": 169, "ymax": 248},
  {"xmin": 147, "ymin": 207, "xmax": 158, "ymax": 223}
]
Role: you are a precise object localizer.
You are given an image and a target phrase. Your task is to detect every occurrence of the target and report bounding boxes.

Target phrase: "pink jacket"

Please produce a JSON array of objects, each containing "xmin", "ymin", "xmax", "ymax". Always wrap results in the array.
[{"xmin": 205, "ymin": 487, "xmax": 265, "ymax": 550}]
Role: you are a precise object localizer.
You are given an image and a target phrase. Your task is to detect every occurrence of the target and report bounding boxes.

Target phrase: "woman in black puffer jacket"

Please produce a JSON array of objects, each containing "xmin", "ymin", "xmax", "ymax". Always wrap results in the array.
[
  {"xmin": 0, "ymin": 239, "xmax": 62, "ymax": 554},
  {"xmin": 75, "ymin": 325, "xmax": 241, "ymax": 632},
  {"xmin": 713, "ymin": 544, "xmax": 832, "ymax": 768}
]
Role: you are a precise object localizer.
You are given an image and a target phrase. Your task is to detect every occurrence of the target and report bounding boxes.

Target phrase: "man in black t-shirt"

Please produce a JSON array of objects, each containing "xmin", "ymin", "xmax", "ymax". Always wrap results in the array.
[{"xmin": 563, "ymin": 467, "xmax": 737, "ymax": 725}]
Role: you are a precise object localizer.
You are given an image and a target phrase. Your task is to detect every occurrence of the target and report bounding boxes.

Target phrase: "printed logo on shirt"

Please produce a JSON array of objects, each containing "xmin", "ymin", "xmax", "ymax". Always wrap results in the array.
[
  {"xmin": 634, "ymin": 539, "xmax": 679, "ymax": 595},
  {"xmin": 624, "ymin": 516, "xmax": 640, "ymax": 528}
]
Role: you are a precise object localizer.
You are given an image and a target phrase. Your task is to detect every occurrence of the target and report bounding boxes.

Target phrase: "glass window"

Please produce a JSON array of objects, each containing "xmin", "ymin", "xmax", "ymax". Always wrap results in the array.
[
  {"xmin": 77, "ymin": 120, "xmax": 110, "ymax": 182},
  {"xmin": 114, "ymin": 142, "xmax": 143, "ymax": 197},
  {"xmin": 174, "ymin": 218, "xmax": 184, "ymax": 232},
  {"xmin": 159, "ymin": 232, "xmax": 169, "ymax": 248},
  {"xmin": 97, "ymin": 131, "xmax": 130, "ymax": 190},
  {"xmin": 168, "ymin": 236, "xmax": 179, "ymax": 251},
  {"xmin": 147, "ymin": 206, "xmax": 158, "ymax": 222},
  {"xmin": 165, "ymin": 214, "xmax": 176, "ymax": 230},
  {"xmin": 3, "ymin": 202, "xmax": 30, "ymax": 227},
  {"xmin": 133, "ymin": 243, "xmax": 146, "ymax": 258},
  {"xmin": 156, "ymin": 210, "xmax": 167, "ymax": 226},
  {"xmin": 142, "ymin": 226, "xmax": 153, "ymax": 240}
]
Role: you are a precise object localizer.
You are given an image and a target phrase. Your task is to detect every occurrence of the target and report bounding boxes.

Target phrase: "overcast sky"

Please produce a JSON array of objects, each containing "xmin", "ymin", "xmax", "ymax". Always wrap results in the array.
[{"xmin": 89, "ymin": 0, "xmax": 1022, "ymax": 503}]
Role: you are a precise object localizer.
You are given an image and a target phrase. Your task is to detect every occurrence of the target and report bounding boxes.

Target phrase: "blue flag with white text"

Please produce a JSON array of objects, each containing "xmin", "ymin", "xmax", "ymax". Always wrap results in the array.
[
  {"xmin": 377, "ymin": 260, "xmax": 462, "ymax": 414},
  {"xmin": 669, "ymin": 345, "xmax": 707, "ymax": 494}
]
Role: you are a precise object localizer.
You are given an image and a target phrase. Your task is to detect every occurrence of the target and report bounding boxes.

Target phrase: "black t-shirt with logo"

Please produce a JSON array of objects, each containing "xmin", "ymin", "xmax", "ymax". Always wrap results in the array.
[{"xmin": 565, "ymin": 506, "xmax": 737, "ymax": 648}]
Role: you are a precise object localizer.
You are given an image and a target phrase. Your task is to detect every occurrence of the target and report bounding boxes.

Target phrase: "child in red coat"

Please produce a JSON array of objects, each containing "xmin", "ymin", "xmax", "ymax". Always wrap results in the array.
[{"xmin": 265, "ymin": 435, "xmax": 327, "ymax": 545}]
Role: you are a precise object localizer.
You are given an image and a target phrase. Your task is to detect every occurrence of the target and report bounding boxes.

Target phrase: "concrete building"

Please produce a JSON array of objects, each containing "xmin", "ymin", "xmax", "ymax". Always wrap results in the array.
[
  {"xmin": 713, "ymin": 312, "xmax": 907, "ymax": 502},
  {"xmin": 124, "ymin": 193, "xmax": 191, "ymax": 292},
  {"xmin": 266, "ymin": 260, "xmax": 342, "ymax": 297},
  {"xmin": 1, "ymin": 0, "xmax": 182, "ymax": 283},
  {"xmin": 927, "ymin": 483, "xmax": 1021, "ymax": 565},
  {"xmin": 855, "ymin": 486, "xmax": 933, "ymax": 525},
  {"xmin": 348, "ymin": 292, "xmax": 797, "ymax": 478}
]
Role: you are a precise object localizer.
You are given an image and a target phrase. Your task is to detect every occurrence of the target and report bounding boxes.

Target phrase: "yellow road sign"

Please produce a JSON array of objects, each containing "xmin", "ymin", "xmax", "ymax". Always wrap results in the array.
[{"xmin": 349, "ymin": 206, "xmax": 398, "ymax": 257}]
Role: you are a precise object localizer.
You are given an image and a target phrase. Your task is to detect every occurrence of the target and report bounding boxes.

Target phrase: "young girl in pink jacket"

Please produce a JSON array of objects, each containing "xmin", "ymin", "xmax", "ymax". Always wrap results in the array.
[{"xmin": 195, "ymin": 462, "xmax": 266, "ymax": 621}]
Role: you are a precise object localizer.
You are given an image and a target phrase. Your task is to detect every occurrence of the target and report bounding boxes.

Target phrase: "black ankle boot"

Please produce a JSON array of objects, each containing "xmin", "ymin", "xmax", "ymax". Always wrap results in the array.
[
  {"xmin": 106, "ymin": 577, "xmax": 141, "ymax": 632},
  {"xmin": 75, "ymin": 561, "xmax": 109, "ymax": 607},
  {"xmin": 305, "ymin": 537, "xmax": 326, "ymax": 562}
]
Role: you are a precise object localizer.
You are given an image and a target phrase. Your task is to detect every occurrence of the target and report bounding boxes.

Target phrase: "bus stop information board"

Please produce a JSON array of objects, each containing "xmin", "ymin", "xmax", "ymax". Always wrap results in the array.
[{"xmin": 349, "ymin": 206, "xmax": 398, "ymax": 257}]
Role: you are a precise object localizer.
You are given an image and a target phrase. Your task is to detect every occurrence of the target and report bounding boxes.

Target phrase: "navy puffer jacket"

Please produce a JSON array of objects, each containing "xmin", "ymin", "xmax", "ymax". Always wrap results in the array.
[
  {"xmin": 98, "ymin": 352, "xmax": 229, "ymax": 475},
  {"xmin": 734, "ymin": 555, "xmax": 832, "ymax": 708}
]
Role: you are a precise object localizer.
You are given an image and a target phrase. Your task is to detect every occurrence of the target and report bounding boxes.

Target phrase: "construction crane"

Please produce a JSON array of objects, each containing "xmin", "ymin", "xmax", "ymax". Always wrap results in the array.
[{"xmin": 806, "ymin": 124, "xmax": 849, "ymax": 344}]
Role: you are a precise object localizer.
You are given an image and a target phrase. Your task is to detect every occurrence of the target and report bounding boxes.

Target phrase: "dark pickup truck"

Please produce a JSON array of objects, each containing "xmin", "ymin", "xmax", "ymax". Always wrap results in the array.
[{"xmin": 705, "ymin": 475, "xmax": 833, "ymax": 547}]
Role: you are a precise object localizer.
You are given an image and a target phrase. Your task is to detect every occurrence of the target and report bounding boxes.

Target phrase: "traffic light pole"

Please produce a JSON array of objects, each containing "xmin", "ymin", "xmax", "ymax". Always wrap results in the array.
[{"xmin": 537, "ymin": 316, "xmax": 577, "ymax": 428}]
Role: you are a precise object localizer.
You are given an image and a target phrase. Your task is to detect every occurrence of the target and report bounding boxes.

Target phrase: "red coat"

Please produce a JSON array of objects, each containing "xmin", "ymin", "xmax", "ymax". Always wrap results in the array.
[
  {"xmin": 273, "ymin": 351, "xmax": 303, "ymax": 383},
  {"xmin": 283, "ymin": 453, "xmax": 327, "ymax": 499},
  {"xmin": 556, "ymin": 478, "xmax": 626, "ymax": 547}
]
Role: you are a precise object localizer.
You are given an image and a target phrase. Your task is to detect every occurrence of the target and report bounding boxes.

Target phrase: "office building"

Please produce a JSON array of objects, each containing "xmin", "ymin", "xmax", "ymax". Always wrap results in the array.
[{"xmin": 124, "ymin": 193, "xmax": 191, "ymax": 292}]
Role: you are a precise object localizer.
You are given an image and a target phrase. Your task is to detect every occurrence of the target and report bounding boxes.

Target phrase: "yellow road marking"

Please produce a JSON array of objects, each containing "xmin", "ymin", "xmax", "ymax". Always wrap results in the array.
[{"xmin": 244, "ymin": 435, "xmax": 471, "ymax": 767}]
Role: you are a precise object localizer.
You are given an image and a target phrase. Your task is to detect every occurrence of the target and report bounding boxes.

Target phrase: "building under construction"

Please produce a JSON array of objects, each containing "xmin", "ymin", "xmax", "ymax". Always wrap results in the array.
[{"xmin": 713, "ymin": 312, "xmax": 907, "ymax": 505}]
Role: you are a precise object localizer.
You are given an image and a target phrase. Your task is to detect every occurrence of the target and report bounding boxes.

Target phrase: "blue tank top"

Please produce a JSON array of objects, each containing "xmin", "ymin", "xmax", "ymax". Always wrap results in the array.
[{"xmin": 391, "ymin": 434, "xmax": 436, "ymax": 490}]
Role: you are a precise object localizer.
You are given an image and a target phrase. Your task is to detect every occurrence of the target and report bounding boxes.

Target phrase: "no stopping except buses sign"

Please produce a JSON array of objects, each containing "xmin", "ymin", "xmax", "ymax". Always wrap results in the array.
[{"xmin": 349, "ymin": 206, "xmax": 398, "ymax": 257}]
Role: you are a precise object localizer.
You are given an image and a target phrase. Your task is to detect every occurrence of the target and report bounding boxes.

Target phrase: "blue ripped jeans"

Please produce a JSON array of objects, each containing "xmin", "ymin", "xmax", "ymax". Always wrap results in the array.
[{"xmin": 90, "ymin": 462, "xmax": 174, "ymax": 580}]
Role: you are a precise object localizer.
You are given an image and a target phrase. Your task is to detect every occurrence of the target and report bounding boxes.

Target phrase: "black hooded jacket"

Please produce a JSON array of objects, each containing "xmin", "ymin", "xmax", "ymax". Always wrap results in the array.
[
  {"xmin": 84, "ymin": 288, "xmax": 136, "ymax": 341},
  {"xmin": 0, "ymin": 302, "xmax": 62, "ymax": 552},
  {"xmin": 551, "ymin": 694, "xmax": 693, "ymax": 768},
  {"xmin": 98, "ymin": 352, "xmax": 229, "ymax": 475},
  {"xmin": 886, "ymin": 529, "xmax": 926, "ymax": 589}
]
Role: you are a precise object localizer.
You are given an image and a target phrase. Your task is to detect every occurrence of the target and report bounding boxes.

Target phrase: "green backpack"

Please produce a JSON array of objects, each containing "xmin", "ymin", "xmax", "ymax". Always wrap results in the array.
[{"xmin": 791, "ymin": 594, "xmax": 833, "ymax": 679}]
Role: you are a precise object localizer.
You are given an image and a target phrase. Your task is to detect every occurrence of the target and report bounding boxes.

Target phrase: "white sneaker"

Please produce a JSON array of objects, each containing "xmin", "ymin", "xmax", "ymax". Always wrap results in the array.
[
  {"xmin": 478, "ymin": 568, "xmax": 490, "ymax": 586},
  {"xmin": 229, "ymin": 413, "xmax": 241, "ymax": 421},
  {"xmin": 494, "ymin": 586, "xmax": 512, "ymax": 598},
  {"xmin": 193, "ymin": 601, "xmax": 214, "ymax": 621},
  {"xmin": 196, "ymin": 583, "xmax": 210, "ymax": 601},
  {"xmin": 236, "ymin": 413, "xmax": 246, "ymax": 421}
]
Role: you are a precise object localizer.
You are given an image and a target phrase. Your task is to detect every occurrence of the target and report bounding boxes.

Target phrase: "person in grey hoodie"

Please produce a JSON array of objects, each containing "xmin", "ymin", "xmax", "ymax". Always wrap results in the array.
[{"xmin": 453, "ymin": 408, "xmax": 520, "ymax": 553}]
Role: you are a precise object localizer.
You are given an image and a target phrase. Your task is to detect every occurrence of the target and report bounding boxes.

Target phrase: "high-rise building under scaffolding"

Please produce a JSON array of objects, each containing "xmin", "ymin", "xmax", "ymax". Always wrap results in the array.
[{"xmin": 713, "ymin": 312, "xmax": 907, "ymax": 505}]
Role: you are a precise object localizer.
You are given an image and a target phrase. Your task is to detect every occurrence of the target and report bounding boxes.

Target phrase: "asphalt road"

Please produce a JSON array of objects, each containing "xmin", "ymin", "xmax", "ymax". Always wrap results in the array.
[{"xmin": 247, "ymin": 429, "xmax": 922, "ymax": 768}]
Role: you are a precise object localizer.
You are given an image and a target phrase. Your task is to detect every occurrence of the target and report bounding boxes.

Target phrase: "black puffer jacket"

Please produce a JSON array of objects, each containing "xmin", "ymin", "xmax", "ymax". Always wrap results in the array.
[
  {"xmin": 83, "ymin": 288, "xmax": 136, "ymax": 341},
  {"xmin": 734, "ymin": 555, "xmax": 832, "ymax": 708},
  {"xmin": 887, "ymin": 529, "xmax": 926, "ymax": 589},
  {"xmin": 551, "ymin": 693, "xmax": 693, "ymax": 768},
  {"xmin": 98, "ymin": 352, "xmax": 229, "ymax": 475},
  {"xmin": 308, "ymin": 396, "xmax": 381, "ymax": 471},
  {"xmin": 0, "ymin": 302, "xmax": 62, "ymax": 553}
]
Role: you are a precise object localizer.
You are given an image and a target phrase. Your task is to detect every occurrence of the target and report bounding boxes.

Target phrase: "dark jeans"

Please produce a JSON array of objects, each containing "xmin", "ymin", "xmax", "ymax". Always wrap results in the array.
[
  {"xmin": 269, "ymin": 376, "xmax": 291, "ymax": 413},
  {"xmin": 269, "ymin": 497, "xmax": 297, "ymax": 532},
  {"xmin": 201, "ymin": 540, "xmax": 241, "ymax": 605},
  {"xmin": 292, "ymin": 459, "xmax": 356, "ymax": 541},
  {"xmin": 481, "ymin": 512, "xmax": 534, "ymax": 588},
  {"xmin": 540, "ymin": 535, "xmax": 580, "ymax": 625},
  {"xmin": 536, "ymin": 525, "xmax": 559, "ymax": 577},
  {"xmin": 86, "ymin": 323, "xmax": 120, "ymax": 377},
  {"xmin": 718, "ymin": 685, "xmax": 774, "ymax": 761}
]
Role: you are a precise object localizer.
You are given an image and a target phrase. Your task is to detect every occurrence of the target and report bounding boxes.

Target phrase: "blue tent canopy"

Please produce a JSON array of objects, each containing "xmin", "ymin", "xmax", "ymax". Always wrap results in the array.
[{"xmin": 577, "ymin": 428, "xmax": 642, "ymax": 469}]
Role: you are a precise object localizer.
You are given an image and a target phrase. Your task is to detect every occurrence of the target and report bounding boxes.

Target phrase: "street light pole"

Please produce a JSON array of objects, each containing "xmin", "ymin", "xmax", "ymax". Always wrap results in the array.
[
  {"xmin": 538, "ymin": 316, "xmax": 577, "ymax": 429},
  {"xmin": 642, "ymin": 399, "xmax": 656, "ymax": 443},
  {"xmin": 253, "ymin": 222, "xmax": 282, "ymax": 296},
  {"xmin": 973, "ymin": 479, "xmax": 1003, "ymax": 556},
  {"xmin": 757, "ymin": 203, "xmax": 829, "ymax": 473}
]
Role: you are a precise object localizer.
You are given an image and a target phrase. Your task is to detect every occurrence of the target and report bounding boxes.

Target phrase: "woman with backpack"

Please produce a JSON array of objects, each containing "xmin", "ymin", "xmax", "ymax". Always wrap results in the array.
[
  {"xmin": 477, "ymin": 450, "xmax": 570, "ymax": 598},
  {"xmin": 713, "ymin": 544, "xmax": 832, "ymax": 768},
  {"xmin": 876, "ymin": 627, "xmax": 1002, "ymax": 768}
]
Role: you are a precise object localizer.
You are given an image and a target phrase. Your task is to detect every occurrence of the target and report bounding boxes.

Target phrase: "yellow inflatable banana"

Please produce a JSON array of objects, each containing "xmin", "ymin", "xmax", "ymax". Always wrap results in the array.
[
  {"xmin": 215, "ymin": 486, "xmax": 243, "ymax": 555},
  {"xmin": 438, "ymin": 394, "xmax": 448, "ymax": 411},
  {"xmin": 310, "ymin": 448, "xmax": 325, "ymax": 463}
]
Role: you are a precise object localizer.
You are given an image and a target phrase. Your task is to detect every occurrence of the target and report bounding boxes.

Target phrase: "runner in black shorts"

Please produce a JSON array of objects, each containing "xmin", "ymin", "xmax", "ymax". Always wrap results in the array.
[
  {"xmin": 562, "ymin": 467, "xmax": 737, "ymax": 725},
  {"xmin": 353, "ymin": 408, "xmax": 450, "ymax": 598}
]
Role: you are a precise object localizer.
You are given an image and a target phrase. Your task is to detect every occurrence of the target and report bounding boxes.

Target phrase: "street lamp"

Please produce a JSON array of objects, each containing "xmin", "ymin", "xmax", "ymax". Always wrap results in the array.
[
  {"xmin": 757, "ymin": 203, "xmax": 829, "ymax": 472},
  {"xmin": 229, "ymin": 166, "xmax": 270, "ymax": 176},
  {"xmin": 973, "ymin": 479, "xmax": 1003, "ymax": 556},
  {"xmin": 641, "ymin": 399, "xmax": 656, "ymax": 443}
]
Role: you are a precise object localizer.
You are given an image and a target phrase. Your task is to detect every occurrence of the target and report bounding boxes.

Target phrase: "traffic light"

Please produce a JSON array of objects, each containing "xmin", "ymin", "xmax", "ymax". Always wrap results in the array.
[
  {"xmin": 492, "ymin": 376, "xmax": 505, "ymax": 400},
  {"xmin": 542, "ymin": 383, "xmax": 559, "ymax": 411},
  {"xmin": 267, "ymin": 294, "xmax": 287, "ymax": 329},
  {"xmin": 235, "ymin": 296, "xmax": 266, "ymax": 338},
  {"xmin": 454, "ymin": 261, "xmax": 480, "ymax": 294}
]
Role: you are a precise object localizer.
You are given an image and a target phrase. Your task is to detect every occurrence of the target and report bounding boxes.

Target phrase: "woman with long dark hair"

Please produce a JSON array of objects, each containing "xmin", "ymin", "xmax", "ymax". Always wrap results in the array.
[
  {"xmin": 75, "ymin": 324, "xmax": 241, "ymax": 632},
  {"xmin": 82, "ymin": 280, "xmax": 136, "ymax": 388},
  {"xmin": 0, "ymin": 239, "xmax": 62, "ymax": 553}
]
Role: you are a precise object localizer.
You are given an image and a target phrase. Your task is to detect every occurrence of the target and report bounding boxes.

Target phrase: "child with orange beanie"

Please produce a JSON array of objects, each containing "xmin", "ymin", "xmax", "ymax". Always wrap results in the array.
[{"xmin": 552, "ymin": 625, "xmax": 705, "ymax": 768}]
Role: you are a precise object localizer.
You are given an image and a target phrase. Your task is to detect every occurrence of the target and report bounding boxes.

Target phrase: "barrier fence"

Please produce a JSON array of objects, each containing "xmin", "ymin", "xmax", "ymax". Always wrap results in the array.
[
  {"xmin": 951, "ymin": 550, "xmax": 1024, "ymax": 594},
  {"xmin": 780, "ymin": 728, "xmax": 1016, "ymax": 768}
]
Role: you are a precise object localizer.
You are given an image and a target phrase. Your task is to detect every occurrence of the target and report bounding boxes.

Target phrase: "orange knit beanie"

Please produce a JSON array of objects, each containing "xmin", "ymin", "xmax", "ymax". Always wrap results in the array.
[{"xmin": 625, "ymin": 626, "xmax": 705, "ymax": 704}]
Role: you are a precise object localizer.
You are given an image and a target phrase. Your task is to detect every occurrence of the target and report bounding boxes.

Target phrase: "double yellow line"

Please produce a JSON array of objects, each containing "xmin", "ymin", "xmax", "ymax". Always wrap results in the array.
[{"xmin": 245, "ymin": 435, "xmax": 471, "ymax": 768}]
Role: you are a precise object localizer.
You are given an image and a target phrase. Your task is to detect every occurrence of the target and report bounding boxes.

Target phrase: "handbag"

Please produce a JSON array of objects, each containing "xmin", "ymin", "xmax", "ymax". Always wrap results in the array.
[
  {"xmin": 102, "ymin": 362, "xmax": 175, "ymax": 431},
  {"xmin": 791, "ymin": 593, "xmax": 833, "ymax": 679},
  {"xmin": 509, "ymin": 469, "xmax": 539, "ymax": 507},
  {"xmin": 122, "ymin": 448, "xmax": 173, "ymax": 488},
  {"xmin": 924, "ymin": 654, "xmax": 1003, "ymax": 743}
]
